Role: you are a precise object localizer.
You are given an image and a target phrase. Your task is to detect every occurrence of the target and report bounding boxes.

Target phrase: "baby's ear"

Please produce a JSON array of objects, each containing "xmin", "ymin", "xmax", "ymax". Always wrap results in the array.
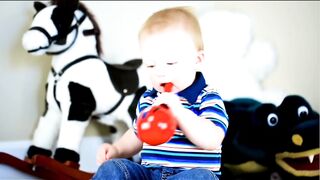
[{"xmin": 195, "ymin": 50, "xmax": 204, "ymax": 71}]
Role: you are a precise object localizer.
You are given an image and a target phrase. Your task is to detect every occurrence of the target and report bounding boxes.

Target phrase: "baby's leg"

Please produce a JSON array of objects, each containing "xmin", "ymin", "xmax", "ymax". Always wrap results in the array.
[
  {"xmin": 168, "ymin": 168, "xmax": 219, "ymax": 180},
  {"xmin": 93, "ymin": 158, "xmax": 150, "ymax": 180}
]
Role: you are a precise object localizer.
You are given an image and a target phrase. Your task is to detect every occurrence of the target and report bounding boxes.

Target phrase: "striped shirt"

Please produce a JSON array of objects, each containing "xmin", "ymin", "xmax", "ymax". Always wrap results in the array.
[{"xmin": 133, "ymin": 72, "xmax": 229, "ymax": 176}]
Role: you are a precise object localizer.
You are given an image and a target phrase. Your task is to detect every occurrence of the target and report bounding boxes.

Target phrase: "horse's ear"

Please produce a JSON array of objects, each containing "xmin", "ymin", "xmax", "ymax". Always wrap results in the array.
[{"xmin": 34, "ymin": 1, "xmax": 47, "ymax": 12}]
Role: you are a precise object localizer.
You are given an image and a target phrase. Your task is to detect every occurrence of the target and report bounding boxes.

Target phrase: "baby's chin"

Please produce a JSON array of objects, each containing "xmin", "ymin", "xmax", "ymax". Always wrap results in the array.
[{"xmin": 154, "ymin": 86, "xmax": 166, "ymax": 93}]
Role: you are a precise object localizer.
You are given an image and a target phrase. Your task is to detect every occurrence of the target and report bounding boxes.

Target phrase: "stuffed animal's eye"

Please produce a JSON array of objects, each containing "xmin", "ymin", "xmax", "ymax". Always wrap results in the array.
[
  {"xmin": 267, "ymin": 113, "xmax": 278, "ymax": 127},
  {"xmin": 297, "ymin": 106, "xmax": 308, "ymax": 118}
]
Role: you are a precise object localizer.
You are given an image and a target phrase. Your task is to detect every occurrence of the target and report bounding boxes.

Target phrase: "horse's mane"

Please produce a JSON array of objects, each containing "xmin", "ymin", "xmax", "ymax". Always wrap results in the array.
[
  {"xmin": 78, "ymin": 2, "xmax": 102, "ymax": 56},
  {"xmin": 50, "ymin": 0, "xmax": 103, "ymax": 56}
]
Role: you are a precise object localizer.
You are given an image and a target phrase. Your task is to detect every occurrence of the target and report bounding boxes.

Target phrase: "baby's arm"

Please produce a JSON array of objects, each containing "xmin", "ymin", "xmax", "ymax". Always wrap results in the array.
[
  {"xmin": 156, "ymin": 93, "xmax": 225, "ymax": 150},
  {"xmin": 175, "ymin": 107, "xmax": 225, "ymax": 150},
  {"xmin": 96, "ymin": 128, "xmax": 143, "ymax": 165}
]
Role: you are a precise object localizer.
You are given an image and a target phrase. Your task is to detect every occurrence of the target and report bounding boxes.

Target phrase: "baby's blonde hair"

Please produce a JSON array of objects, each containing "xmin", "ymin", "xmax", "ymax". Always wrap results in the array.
[{"xmin": 139, "ymin": 6, "xmax": 204, "ymax": 51}]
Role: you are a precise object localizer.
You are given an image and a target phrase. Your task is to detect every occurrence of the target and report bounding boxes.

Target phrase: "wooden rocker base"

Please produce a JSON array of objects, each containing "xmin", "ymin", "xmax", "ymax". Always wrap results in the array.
[{"xmin": 0, "ymin": 152, "xmax": 94, "ymax": 180}]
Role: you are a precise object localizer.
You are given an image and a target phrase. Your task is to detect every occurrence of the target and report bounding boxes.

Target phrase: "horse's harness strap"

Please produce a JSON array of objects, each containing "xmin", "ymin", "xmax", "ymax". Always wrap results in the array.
[
  {"xmin": 29, "ymin": 26, "xmax": 52, "ymax": 46},
  {"xmin": 92, "ymin": 94, "xmax": 125, "ymax": 118},
  {"xmin": 46, "ymin": 10, "xmax": 87, "ymax": 55},
  {"xmin": 77, "ymin": 11, "xmax": 87, "ymax": 26},
  {"xmin": 51, "ymin": 55, "xmax": 127, "ymax": 116},
  {"xmin": 51, "ymin": 55, "xmax": 99, "ymax": 110},
  {"xmin": 51, "ymin": 55, "xmax": 99, "ymax": 82}
]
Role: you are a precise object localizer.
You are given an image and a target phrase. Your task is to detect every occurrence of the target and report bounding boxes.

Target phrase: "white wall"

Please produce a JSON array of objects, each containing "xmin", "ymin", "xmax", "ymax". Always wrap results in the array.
[{"xmin": 0, "ymin": 1, "xmax": 319, "ymax": 141}]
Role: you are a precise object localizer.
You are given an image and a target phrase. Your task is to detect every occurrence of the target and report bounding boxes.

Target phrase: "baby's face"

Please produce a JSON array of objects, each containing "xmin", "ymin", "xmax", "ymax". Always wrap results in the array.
[{"xmin": 140, "ymin": 28, "xmax": 203, "ymax": 93}]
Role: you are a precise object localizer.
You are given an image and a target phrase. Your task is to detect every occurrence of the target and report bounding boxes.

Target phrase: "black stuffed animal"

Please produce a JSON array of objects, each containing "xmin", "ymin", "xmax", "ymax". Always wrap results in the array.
[
  {"xmin": 221, "ymin": 98, "xmax": 284, "ymax": 180},
  {"xmin": 221, "ymin": 95, "xmax": 319, "ymax": 180},
  {"xmin": 275, "ymin": 95, "xmax": 319, "ymax": 179}
]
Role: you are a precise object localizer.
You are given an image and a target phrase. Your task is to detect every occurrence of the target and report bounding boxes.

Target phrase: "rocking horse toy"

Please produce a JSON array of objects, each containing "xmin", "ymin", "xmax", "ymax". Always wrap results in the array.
[{"xmin": 0, "ymin": 0, "xmax": 146, "ymax": 179}]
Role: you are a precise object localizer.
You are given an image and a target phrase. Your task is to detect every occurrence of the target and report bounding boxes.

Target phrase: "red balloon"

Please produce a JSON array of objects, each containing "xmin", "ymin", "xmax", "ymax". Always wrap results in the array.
[
  {"xmin": 137, "ymin": 82, "xmax": 177, "ymax": 146},
  {"xmin": 137, "ymin": 104, "xmax": 177, "ymax": 145}
]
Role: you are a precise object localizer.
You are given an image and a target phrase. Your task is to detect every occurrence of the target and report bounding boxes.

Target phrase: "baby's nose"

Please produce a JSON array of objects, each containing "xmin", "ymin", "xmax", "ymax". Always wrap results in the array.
[{"xmin": 154, "ymin": 64, "xmax": 168, "ymax": 75}]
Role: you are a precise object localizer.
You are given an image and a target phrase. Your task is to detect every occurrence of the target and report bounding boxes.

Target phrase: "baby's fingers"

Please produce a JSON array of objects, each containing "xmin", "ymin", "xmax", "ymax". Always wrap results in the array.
[
  {"xmin": 96, "ymin": 144, "xmax": 111, "ymax": 165},
  {"xmin": 157, "ymin": 93, "xmax": 181, "ymax": 109}
]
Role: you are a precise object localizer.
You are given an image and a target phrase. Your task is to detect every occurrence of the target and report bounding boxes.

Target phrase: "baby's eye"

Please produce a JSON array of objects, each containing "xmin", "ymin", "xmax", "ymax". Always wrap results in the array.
[
  {"xmin": 146, "ymin": 65, "xmax": 155, "ymax": 68},
  {"xmin": 167, "ymin": 62, "xmax": 177, "ymax": 66}
]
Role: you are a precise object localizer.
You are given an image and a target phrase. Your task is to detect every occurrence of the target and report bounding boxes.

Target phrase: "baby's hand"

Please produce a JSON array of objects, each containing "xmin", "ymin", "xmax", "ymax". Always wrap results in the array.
[
  {"xmin": 155, "ymin": 92, "xmax": 183, "ymax": 112},
  {"xmin": 96, "ymin": 143, "xmax": 119, "ymax": 165}
]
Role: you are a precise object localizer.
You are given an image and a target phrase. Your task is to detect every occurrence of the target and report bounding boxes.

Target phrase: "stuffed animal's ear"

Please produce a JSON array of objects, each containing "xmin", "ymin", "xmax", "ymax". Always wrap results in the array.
[{"xmin": 34, "ymin": 1, "xmax": 47, "ymax": 12}]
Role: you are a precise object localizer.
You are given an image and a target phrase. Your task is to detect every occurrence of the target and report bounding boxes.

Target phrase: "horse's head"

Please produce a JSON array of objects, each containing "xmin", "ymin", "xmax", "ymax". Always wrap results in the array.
[{"xmin": 22, "ymin": 0, "xmax": 101, "ymax": 56}]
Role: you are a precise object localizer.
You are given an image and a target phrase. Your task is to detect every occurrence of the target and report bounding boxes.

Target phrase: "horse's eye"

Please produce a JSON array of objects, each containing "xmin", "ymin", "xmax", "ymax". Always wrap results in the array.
[{"xmin": 267, "ymin": 113, "xmax": 278, "ymax": 127}]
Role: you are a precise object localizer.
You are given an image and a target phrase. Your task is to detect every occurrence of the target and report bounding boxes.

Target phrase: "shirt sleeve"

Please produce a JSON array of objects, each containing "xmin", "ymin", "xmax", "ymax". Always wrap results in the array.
[
  {"xmin": 199, "ymin": 89, "xmax": 229, "ymax": 133},
  {"xmin": 133, "ymin": 89, "xmax": 154, "ymax": 133}
]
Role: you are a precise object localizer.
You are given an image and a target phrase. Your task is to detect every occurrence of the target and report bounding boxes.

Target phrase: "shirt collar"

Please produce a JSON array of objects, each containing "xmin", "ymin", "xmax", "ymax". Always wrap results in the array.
[{"xmin": 145, "ymin": 72, "xmax": 207, "ymax": 104}]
